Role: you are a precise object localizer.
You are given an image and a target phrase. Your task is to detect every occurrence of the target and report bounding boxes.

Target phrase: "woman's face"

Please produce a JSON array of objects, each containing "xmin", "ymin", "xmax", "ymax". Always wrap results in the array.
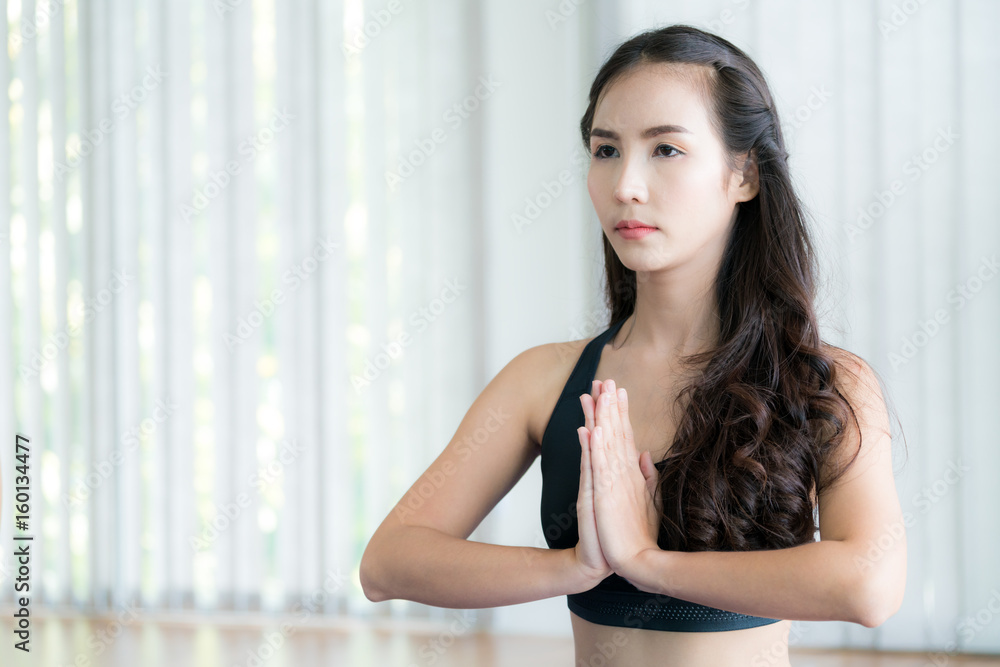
[{"xmin": 587, "ymin": 62, "xmax": 758, "ymax": 275}]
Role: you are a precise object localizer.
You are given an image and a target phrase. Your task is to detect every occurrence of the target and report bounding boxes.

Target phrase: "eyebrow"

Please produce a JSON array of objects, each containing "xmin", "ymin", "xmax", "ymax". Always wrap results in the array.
[{"xmin": 590, "ymin": 125, "xmax": 693, "ymax": 140}]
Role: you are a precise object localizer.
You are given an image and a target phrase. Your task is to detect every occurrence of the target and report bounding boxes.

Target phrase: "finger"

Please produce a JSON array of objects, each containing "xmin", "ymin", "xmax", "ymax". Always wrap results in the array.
[
  {"xmin": 590, "ymin": 425, "xmax": 610, "ymax": 492},
  {"xmin": 594, "ymin": 387, "xmax": 610, "ymax": 473},
  {"xmin": 580, "ymin": 393, "xmax": 595, "ymax": 432},
  {"xmin": 617, "ymin": 386, "xmax": 638, "ymax": 460},
  {"xmin": 578, "ymin": 426, "xmax": 591, "ymax": 491},
  {"xmin": 595, "ymin": 387, "xmax": 622, "ymax": 480},
  {"xmin": 639, "ymin": 450, "xmax": 658, "ymax": 497},
  {"xmin": 638, "ymin": 449, "xmax": 653, "ymax": 483},
  {"xmin": 602, "ymin": 380, "xmax": 628, "ymax": 473},
  {"xmin": 591, "ymin": 380, "xmax": 603, "ymax": 405},
  {"xmin": 583, "ymin": 380, "xmax": 602, "ymax": 431},
  {"xmin": 642, "ymin": 451, "xmax": 664, "ymax": 514}
]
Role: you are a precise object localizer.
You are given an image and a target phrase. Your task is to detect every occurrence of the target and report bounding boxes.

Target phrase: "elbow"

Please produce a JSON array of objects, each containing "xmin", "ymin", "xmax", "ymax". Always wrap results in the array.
[
  {"xmin": 359, "ymin": 541, "xmax": 389, "ymax": 603},
  {"xmin": 852, "ymin": 567, "xmax": 906, "ymax": 628},
  {"xmin": 359, "ymin": 566, "xmax": 385, "ymax": 603},
  {"xmin": 854, "ymin": 599, "xmax": 892, "ymax": 629},
  {"xmin": 855, "ymin": 599, "xmax": 899, "ymax": 629}
]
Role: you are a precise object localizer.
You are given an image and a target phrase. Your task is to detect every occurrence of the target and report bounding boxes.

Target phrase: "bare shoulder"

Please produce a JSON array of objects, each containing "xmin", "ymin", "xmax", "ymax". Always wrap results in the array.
[
  {"xmin": 822, "ymin": 344, "xmax": 886, "ymax": 414},
  {"xmin": 817, "ymin": 342, "xmax": 891, "ymax": 489},
  {"xmin": 519, "ymin": 336, "xmax": 594, "ymax": 446},
  {"xmin": 366, "ymin": 333, "xmax": 594, "ymax": 544}
]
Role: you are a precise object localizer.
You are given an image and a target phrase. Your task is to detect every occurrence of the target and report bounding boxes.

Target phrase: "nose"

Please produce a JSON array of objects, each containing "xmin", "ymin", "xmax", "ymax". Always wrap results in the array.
[{"xmin": 613, "ymin": 155, "xmax": 648, "ymax": 204}]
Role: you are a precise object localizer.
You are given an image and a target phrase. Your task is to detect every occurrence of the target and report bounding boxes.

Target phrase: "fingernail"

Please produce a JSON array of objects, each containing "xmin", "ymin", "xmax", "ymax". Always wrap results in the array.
[{"xmin": 618, "ymin": 388, "xmax": 626, "ymax": 402}]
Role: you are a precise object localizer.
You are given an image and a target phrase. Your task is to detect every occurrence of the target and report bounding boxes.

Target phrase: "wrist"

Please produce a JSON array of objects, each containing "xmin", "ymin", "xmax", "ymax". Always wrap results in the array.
[
  {"xmin": 617, "ymin": 546, "xmax": 662, "ymax": 594},
  {"xmin": 567, "ymin": 547, "xmax": 610, "ymax": 593}
]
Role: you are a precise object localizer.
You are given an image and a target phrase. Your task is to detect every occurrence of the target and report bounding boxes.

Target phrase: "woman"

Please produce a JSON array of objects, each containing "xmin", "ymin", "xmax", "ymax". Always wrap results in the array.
[{"xmin": 361, "ymin": 24, "xmax": 906, "ymax": 666}]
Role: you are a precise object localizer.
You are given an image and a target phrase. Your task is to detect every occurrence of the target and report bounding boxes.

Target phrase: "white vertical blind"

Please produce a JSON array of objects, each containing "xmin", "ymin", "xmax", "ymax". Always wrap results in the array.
[
  {"xmin": 110, "ymin": 0, "xmax": 140, "ymax": 611},
  {"xmin": 316, "ymin": 0, "xmax": 349, "ymax": 618},
  {"xmin": 0, "ymin": 0, "xmax": 485, "ymax": 627},
  {"xmin": 956, "ymin": 0, "xmax": 1000, "ymax": 656},
  {"xmin": 163, "ymin": 0, "xmax": 195, "ymax": 611},
  {"xmin": 89, "ymin": 0, "xmax": 113, "ymax": 613}
]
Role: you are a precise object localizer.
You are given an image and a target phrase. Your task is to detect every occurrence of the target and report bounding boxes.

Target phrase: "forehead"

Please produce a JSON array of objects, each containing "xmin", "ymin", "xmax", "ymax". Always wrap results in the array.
[{"xmin": 591, "ymin": 62, "xmax": 714, "ymax": 138}]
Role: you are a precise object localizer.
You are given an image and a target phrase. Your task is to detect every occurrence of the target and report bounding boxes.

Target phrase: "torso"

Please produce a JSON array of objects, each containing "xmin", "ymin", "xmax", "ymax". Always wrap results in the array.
[
  {"xmin": 530, "ymin": 322, "xmax": 795, "ymax": 666},
  {"xmin": 571, "ymin": 613, "xmax": 793, "ymax": 666}
]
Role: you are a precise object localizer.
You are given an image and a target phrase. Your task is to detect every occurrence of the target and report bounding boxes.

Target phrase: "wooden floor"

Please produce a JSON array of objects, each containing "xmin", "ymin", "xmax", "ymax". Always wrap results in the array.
[{"xmin": 1, "ymin": 612, "xmax": 998, "ymax": 666}]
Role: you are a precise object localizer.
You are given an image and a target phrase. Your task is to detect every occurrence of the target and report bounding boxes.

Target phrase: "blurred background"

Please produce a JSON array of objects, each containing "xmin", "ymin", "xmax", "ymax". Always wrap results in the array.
[{"xmin": 0, "ymin": 0, "xmax": 998, "ymax": 664}]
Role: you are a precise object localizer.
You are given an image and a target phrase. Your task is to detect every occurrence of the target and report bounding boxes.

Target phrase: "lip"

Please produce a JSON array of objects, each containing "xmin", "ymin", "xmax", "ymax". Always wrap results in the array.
[
  {"xmin": 616, "ymin": 226, "xmax": 657, "ymax": 240},
  {"xmin": 615, "ymin": 219, "xmax": 657, "ymax": 230}
]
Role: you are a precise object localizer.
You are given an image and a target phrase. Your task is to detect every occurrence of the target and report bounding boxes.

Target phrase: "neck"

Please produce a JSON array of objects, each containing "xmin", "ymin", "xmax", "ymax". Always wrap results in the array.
[{"xmin": 614, "ymin": 261, "xmax": 722, "ymax": 362}]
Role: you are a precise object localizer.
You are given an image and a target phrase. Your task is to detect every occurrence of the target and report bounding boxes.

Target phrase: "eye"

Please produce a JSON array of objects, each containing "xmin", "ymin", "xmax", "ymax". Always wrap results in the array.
[
  {"xmin": 592, "ymin": 144, "xmax": 617, "ymax": 159},
  {"xmin": 590, "ymin": 144, "xmax": 683, "ymax": 159},
  {"xmin": 655, "ymin": 144, "xmax": 681, "ymax": 158}
]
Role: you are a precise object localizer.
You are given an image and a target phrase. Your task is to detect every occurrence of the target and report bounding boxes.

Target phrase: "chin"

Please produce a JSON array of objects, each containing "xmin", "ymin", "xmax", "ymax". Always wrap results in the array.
[
  {"xmin": 616, "ymin": 256, "xmax": 672, "ymax": 276},
  {"xmin": 611, "ymin": 240, "xmax": 671, "ymax": 268}
]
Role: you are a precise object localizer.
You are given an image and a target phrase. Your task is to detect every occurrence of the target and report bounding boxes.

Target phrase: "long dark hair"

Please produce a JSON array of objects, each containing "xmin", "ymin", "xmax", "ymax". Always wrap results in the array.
[{"xmin": 580, "ymin": 24, "xmax": 905, "ymax": 551}]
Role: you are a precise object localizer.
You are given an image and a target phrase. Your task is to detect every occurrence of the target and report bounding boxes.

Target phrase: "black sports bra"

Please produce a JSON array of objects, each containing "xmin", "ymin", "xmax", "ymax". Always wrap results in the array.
[{"xmin": 539, "ymin": 317, "xmax": 783, "ymax": 632}]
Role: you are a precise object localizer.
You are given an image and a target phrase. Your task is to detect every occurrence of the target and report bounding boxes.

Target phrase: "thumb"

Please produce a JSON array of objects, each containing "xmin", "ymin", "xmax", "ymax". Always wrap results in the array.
[
  {"xmin": 638, "ymin": 450, "xmax": 654, "ymax": 483},
  {"xmin": 638, "ymin": 451, "xmax": 660, "ymax": 505}
]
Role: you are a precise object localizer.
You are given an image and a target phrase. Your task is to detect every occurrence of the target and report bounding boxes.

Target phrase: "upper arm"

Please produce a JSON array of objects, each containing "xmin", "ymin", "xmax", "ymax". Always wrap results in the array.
[
  {"xmin": 371, "ymin": 344, "xmax": 550, "ymax": 542},
  {"xmin": 817, "ymin": 349, "xmax": 906, "ymax": 621}
]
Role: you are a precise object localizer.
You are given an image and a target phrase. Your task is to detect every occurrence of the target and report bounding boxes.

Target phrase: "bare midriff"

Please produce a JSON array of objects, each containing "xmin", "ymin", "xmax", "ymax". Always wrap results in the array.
[{"xmin": 570, "ymin": 611, "xmax": 793, "ymax": 667}]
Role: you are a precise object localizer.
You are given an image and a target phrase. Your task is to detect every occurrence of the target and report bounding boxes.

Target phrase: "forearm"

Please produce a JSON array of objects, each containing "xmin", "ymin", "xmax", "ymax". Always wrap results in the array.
[
  {"xmin": 364, "ymin": 525, "xmax": 593, "ymax": 608},
  {"xmin": 623, "ymin": 539, "xmax": 869, "ymax": 624}
]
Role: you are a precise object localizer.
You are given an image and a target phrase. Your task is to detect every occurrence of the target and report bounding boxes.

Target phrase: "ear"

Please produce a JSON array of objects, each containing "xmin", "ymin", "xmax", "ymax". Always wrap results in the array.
[{"xmin": 733, "ymin": 150, "xmax": 760, "ymax": 203}]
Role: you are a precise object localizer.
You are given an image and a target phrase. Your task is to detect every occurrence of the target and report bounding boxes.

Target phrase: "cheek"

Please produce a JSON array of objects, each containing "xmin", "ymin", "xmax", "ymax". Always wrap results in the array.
[{"xmin": 665, "ymin": 164, "xmax": 727, "ymax": 210}]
